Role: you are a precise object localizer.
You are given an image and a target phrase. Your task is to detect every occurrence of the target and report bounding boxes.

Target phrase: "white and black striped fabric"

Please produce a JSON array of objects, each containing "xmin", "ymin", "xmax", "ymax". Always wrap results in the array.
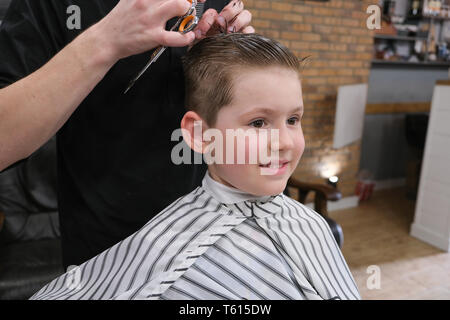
[{"xmin": 30, "ymin": 172, "xmax": 361, "ymax": 300}]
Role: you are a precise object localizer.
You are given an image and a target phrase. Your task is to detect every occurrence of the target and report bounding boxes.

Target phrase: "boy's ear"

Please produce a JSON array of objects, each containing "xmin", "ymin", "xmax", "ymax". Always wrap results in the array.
[{"xmin": 180, "ymin": 111, "xmax": 209, "ymax": 154}]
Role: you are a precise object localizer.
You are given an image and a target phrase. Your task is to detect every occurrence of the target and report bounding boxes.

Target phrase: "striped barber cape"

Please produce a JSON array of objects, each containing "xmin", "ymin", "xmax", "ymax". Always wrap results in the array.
[{"xmin": 30, "ymin": 172, "xmax": 361, "ymax": 300}]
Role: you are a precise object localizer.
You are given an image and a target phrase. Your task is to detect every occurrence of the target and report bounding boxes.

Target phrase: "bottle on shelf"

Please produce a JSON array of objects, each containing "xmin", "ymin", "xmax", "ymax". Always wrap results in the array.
[
  {"xmin": 427, "ymin": 22, "xmax": 438, "ymax": 60},
  {"xmin": 410, "ymin": 0, "xmax": 423, "ymax": 17},
  {"xmin": 382, "ymin": 0, "xmax": 395, "ymax": 21},
  {"xmin": 438, "ymin": 42, "xmax": 449, "ymax": 60},
  {"xmin": 425, "ymin": 0, "xmax": 443, "ymax": 16}
]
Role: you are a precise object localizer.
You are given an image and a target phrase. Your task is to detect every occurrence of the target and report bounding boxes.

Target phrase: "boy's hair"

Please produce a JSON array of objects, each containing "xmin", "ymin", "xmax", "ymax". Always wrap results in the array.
[{"xmin": 182, "ymin": 33, "xmax": 303, "ymax": 126}]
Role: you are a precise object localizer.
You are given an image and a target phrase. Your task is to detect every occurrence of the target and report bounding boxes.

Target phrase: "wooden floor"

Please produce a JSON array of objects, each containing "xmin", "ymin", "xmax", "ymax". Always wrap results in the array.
[{"xmin": 328, "ymin": 187, "xmax": 450, "ymax": 300}]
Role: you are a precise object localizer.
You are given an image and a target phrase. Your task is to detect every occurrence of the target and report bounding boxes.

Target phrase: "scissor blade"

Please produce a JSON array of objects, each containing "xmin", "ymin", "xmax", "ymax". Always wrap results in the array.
[
  {"xmin": 123, "ymin": 46, "xmax": 167, "ymax": 94},
  {"xmin": 123, "ymin": 80, "xmax": 136, "ymax": 94}
]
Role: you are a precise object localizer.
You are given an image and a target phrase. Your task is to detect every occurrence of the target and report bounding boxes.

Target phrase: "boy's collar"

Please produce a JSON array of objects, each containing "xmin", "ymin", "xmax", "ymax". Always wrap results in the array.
[{"xmin": 202, "ymin": 171, "xmax": 275, "ymax": 205}]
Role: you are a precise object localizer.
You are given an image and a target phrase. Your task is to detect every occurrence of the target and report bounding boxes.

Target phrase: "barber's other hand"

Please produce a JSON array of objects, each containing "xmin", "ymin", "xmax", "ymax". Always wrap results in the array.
[
  {"xmin": 194, "ymin": 0, "xmax": 255, "ymax": 40},
  {"xmin": 95, "ymin": 0, "xmax": 206, "ymax": 61}
]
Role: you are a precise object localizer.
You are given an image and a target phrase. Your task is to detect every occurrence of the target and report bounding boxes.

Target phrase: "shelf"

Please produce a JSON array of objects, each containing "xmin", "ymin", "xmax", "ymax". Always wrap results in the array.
[
  {"xmin": 365, "ymin": 102, "xmax": 431, "ymax": 114},
  {"xmin": 374, "ymin": 34, "xmax": 428, "ymax": 41},
  {"xmin": 405, "ymin": 15, "xmax": 450, "ymax": 21},
  {"xmin": 371, "ymin": 59, "xmax": 450, "ymax": 67}
]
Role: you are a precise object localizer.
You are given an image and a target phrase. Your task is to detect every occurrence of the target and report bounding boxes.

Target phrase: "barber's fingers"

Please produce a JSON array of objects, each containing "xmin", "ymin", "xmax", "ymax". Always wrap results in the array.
[
  {"xmin": 194, "ymin": 8, "xmax": 219, "ymax": 39},
  {"xmin": 159, "ymin": 29, "xmax": 196, "ymax": 47},
  {"xmin": 157, "ymin": 0, "xmax": 195, "ymax": 22},
  {"xmin": 218, "ymin": 0, "xmax": 244, "ymax": 21},
  {"xmin": 217, "ymin": 1, "xmax": 253, "ymax": 33},
  {"xmin": 217, "ymin": 0, "xmax": 244, "ymax": 28},
  {"xmin": 226, "ymin": 9, "xmax": 252, "ymax": 33},
  {"xmin": 242, "ymin": 25, "xmax": 255, "ymax": 34}
]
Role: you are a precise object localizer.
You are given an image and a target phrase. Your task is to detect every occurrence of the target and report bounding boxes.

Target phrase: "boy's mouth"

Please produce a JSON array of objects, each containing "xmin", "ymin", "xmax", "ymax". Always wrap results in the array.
[{"xmin": 259, "ymin": 160, "xmax": 289, "ymax": 169}]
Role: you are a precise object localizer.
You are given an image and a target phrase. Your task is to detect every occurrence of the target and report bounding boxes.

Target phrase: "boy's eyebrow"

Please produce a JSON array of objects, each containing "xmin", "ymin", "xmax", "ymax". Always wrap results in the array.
[{"xmin": 240, "ymin": 106, "xmax": 304, "ymax": 117}]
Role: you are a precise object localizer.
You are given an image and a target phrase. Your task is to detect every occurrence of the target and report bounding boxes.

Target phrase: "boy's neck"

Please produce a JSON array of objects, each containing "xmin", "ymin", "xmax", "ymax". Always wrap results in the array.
[
  {"xmin": 207, "ymin": 167, "xmax": 236, "ymax": 190},
  {"xmin": 203, "ymin": 169, "xmax": 273, "ymax": 204}
]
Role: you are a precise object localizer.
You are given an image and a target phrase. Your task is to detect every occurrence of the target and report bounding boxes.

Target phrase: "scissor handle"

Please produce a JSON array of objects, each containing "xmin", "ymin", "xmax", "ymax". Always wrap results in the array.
[
  {"xmin": 123, "ymin": 0, "xmax": 198, "ymax": 94},
  {"xmin": 179, "ymin": 15, "xmax": 199, "ymax": 33}
]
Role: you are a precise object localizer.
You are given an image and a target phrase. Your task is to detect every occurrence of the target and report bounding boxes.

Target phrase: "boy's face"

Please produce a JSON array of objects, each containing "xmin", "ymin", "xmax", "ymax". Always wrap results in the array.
[{"xmin": 207, "ymin": 66, "xmax": 305, "ymax": 196}]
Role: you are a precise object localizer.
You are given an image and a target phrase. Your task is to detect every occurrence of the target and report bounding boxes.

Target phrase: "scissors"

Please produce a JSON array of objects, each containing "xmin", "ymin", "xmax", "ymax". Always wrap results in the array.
[{"xmin": 124, "ymin": 0, "xmax": 199, "ymax": 94}]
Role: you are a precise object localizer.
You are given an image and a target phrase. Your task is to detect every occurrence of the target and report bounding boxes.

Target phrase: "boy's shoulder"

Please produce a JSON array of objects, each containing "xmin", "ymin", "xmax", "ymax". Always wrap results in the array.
[
  {"xmin": 146, "ymin": 186, "xmax": 224, "ymax": 225},
  {"xmin": 282, "ymin": 194, "xmax": 330, "ymax": 225}
]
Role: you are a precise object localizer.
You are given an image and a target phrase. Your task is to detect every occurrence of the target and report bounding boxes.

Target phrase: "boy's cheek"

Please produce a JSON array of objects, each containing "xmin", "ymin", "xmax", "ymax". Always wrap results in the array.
[
  {"xmin": 299, "ymin": 134, "xmax": 306, "ymax": 154},
  {"xmin": 247, "ymin": 134, "xmax": 262, "ymax": 164},
  {"xmin": 243, "ymin": 132, "xmax": 272, "ymax": 165},
  {"xmin": 246, "ymin": 131, "xmax": 283, "ymax": 165},
  {"xmin": 221, "ymin": 131, "xmax": 261, "ymax": 164},
  {"xmin": 214, "ymin": 129, "xmax": 274, "ymax": 165},
  {"xmin": 292, "ymin": 135, "xmax": 306, "ymax": 165}
]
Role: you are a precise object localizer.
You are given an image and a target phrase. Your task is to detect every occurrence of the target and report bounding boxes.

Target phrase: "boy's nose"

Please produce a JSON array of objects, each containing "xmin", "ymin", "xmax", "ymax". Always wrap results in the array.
[{"xmin": 271, "ymin": 126, "xmax": 294, "ymax": 152}]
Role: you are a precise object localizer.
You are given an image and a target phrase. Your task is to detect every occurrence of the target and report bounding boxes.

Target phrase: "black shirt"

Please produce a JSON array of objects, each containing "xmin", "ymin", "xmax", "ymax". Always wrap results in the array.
[{"xmin": 0, "ymin": 0, "xmax": 227, "ymax": 267}]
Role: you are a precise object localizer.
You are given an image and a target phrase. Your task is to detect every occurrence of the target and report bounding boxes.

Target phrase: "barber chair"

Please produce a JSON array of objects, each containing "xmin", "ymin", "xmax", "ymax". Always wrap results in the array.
[{"xmin": 0, "ymin": 137, "xmax": 64, "ymax": 300}]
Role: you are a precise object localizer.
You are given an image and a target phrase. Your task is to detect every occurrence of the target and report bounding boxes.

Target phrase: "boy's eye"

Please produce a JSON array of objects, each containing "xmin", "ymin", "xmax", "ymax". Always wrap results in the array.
[
  {"xmin": 287, "ymin": 116, "xmax": 300, "ymax": 125},
  {"xmin": 249, "ymin": 119, "xmax": 265, "ymax": 128}
]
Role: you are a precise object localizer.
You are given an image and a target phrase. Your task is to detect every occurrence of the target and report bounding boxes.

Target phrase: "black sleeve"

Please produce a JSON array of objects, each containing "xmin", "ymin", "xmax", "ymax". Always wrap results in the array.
[{"xmin": 0, "ymin": 0, "xmax": 67, "ymax": 89}]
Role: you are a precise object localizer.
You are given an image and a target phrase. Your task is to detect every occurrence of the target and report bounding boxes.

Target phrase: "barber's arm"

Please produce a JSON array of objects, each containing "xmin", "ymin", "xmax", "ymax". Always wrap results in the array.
[{"xmin": 0, "ymin": 0, "xmax": 204, "ymax": 172}]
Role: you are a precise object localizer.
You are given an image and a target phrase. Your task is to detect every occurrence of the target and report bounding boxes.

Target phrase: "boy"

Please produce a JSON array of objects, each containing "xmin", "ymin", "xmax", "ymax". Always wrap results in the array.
[{"xmin": 30, "ymin": 33, "xmax": 361, "ymax": 300}]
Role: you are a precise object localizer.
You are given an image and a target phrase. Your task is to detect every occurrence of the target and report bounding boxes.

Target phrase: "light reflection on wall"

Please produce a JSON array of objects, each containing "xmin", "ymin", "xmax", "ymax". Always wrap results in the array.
[{"xmin": 319, "ymin": 161, "xmax": 341, "ymax": 179}]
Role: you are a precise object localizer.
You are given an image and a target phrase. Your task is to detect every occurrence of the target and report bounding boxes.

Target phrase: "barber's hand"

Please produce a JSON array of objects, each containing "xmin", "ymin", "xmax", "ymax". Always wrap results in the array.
[
  {"xmin": 194, "ymin": 0, "xmax": 255, "ymax": 40},
  {"xmin": 95, "ymin": 0, "xmax": 206, "ymax": 61}
]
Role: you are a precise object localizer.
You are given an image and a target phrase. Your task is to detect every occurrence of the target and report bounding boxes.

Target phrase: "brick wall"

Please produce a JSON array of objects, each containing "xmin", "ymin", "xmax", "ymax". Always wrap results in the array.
[{"xmin": 245, "ymin": 0, "xmax": 375, "ymax": 199}]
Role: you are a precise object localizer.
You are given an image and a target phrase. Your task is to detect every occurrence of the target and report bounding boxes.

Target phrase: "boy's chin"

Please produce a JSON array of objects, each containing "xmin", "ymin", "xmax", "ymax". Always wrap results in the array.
[{"xmin": 248, "ymin": 181, "xmax": 288, "ymax": 197}]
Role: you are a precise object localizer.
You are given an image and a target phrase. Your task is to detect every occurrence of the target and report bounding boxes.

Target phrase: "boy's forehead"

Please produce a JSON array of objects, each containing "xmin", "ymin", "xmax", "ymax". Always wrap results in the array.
[
  {"xmin": 231, "ymin": 67, "xmax": 301, "ymax": 92},
  {"xmin": 238, "ymin": 106, "xmax": 304, "ymax": 117},
  {"xmin": 231, "ymin": 65, "xmax": 300, "ymax": 81},
  {"xmin": 227, "ymin": 68, "xmax": 303, "ymax": 111}
]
